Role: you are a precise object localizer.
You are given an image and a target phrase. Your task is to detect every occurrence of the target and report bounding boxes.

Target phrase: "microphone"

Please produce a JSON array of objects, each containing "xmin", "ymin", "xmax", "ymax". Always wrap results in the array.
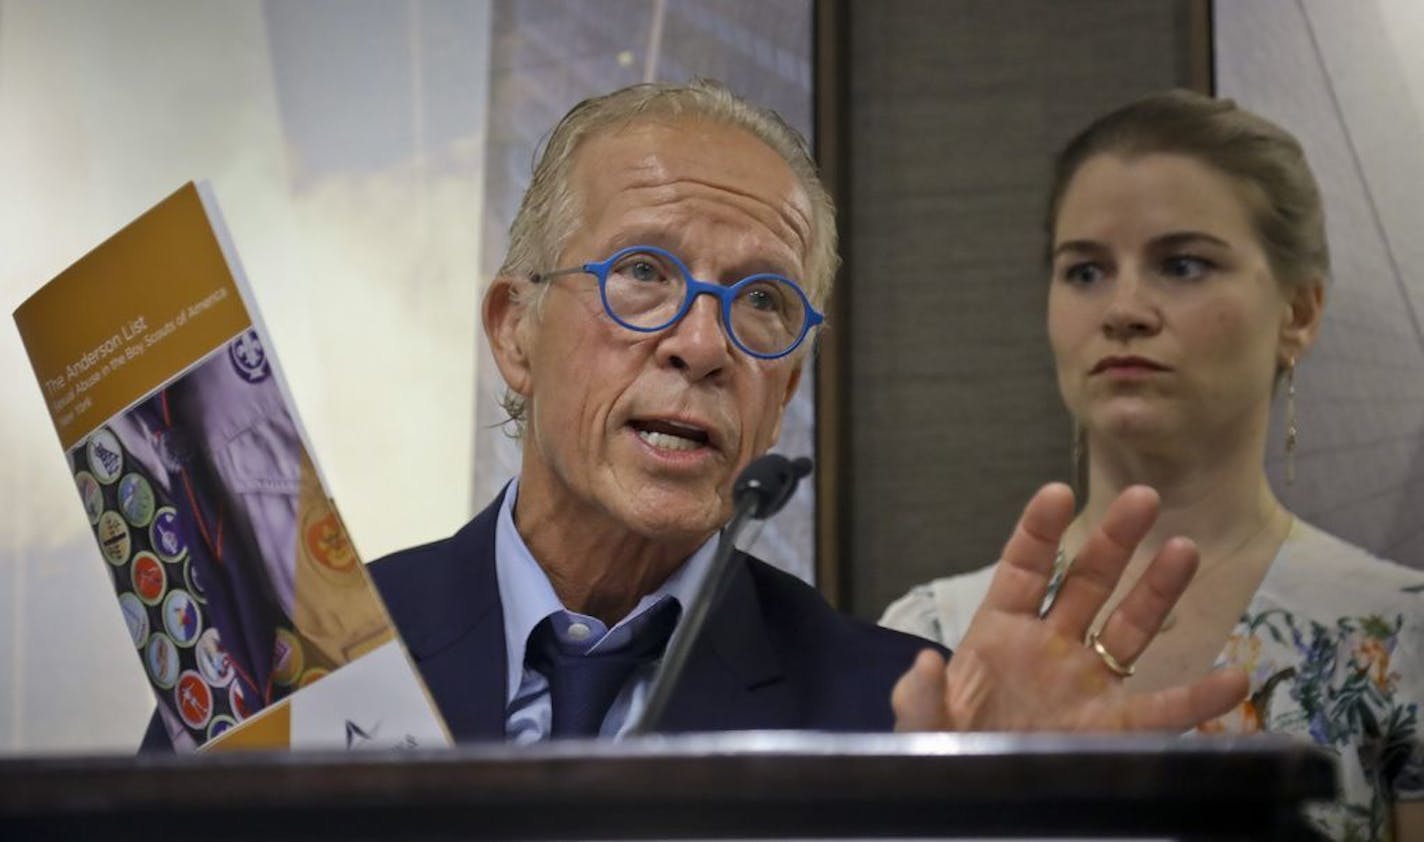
[
  {"xmin": 629, "ymin": 453, "xmax": 813, "ymax": 735},
  {"xmin": 734, "ymin": 454, "xmax": 813, "ymax": 519}
]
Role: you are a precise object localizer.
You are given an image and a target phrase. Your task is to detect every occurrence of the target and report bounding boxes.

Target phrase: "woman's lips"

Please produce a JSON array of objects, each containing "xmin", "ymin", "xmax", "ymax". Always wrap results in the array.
[{"xmin": 1091, "ymin": 355, "xmax": 1170, "ymax": 375}]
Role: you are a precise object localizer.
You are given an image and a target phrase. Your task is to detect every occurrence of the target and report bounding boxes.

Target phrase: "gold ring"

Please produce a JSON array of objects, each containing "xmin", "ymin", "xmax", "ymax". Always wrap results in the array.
[{"xmin": 1087, "ymin": 631, "xmax": 1135, "ymax": 678}]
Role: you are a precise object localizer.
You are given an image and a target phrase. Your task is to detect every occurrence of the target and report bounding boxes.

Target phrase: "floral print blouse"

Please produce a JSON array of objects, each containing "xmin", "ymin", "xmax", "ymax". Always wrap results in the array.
[{"xmin": 880, "ymin": 519, "xmax": 1424, "ymax": 841}]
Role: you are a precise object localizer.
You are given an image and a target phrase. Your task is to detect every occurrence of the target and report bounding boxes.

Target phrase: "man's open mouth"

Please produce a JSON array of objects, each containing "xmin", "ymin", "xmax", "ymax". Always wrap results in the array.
[{"xmin": 630, "ymin": 419, "xmax": 712, "ymax": 452}]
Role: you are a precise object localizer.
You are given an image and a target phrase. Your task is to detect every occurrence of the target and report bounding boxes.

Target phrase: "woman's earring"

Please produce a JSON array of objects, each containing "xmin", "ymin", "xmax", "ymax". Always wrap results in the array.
[{"xmin": 1284, "ymin": 357, "xmax": 1297, "ymax": 486}]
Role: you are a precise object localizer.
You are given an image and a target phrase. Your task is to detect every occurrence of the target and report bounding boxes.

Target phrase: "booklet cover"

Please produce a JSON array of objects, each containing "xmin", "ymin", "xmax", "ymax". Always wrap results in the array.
[{"xmin": 13, "ymin": 182, "xmax": 450, "ymax": 752}]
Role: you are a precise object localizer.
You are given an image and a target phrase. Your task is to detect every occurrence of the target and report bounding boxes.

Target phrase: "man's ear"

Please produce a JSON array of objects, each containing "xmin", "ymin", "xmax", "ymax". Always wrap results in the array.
[
  {"xmin": 782, "ymin": 364, "xmax": 803, "ymax": 408},
  {"xmin": 483, "ymin": 275, "xmax": 535, "ymax": 398},
  {"xmin": 765, "ymin": 363, "xmax": 803, "ymax": 446},
  {"xmin": 1280, "ymin": 279, "xmax": 1325, "ymax": 363}
]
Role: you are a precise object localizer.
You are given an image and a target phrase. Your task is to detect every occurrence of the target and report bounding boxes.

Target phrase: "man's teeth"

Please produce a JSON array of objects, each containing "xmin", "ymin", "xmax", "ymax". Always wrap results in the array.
[{"xmin": 637, "ymin": 429, "xmax": 703, "ymax": 451}]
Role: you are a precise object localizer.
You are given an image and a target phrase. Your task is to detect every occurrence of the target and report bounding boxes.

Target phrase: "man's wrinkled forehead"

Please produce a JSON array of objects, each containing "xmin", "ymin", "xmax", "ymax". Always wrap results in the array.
[{"xmin": 566, "ymin": 118, "xmax": 815, "ymax": 270}]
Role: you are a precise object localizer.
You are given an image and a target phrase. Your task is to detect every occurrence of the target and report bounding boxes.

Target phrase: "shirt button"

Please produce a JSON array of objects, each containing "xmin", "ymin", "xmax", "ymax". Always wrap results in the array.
[{"xmin": 566, "ymin": 622, "xmax": 591, "ymax": 641}]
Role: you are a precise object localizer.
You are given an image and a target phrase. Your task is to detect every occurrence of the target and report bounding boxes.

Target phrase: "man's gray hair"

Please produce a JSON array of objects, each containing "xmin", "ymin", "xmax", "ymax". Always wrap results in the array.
[{"xmin": 497, "ymin": 79, "xmax": 838, "ymax": 432}]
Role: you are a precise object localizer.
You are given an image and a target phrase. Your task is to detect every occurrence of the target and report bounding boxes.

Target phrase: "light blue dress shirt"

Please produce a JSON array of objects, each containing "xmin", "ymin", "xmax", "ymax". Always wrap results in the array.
[{"xmin": 494, "ymin": 478, "xmax": 719, "ymax": 742}]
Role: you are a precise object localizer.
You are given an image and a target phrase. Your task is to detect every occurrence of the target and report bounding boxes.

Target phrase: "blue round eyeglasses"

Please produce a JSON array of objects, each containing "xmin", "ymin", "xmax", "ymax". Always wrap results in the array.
[{"xmin": 532, "ymin": 246, "xmax": 824, "ymax": 360}]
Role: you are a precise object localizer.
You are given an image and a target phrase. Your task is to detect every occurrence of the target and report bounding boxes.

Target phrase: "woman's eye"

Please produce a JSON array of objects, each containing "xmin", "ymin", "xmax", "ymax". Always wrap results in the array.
[
  {"xmin": 1162, "ymin": 255, "xmax": 1212, "ymax": 280},
  {"xmin": 1063, "ymin": 263, "xmax": 1105, "ymax": 285}
]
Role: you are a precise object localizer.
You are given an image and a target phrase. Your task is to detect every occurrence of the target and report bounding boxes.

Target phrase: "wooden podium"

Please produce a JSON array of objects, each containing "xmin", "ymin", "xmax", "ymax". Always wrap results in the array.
[{"xmin": 0, "ymin": 732, "xmax": 1334, "ymax": 840}]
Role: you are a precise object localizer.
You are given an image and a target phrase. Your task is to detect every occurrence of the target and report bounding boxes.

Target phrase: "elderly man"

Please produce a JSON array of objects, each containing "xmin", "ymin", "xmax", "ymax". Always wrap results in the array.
[{"xmin": 362, "ymin": 79, "xmax": 1246, "ymax": 742}]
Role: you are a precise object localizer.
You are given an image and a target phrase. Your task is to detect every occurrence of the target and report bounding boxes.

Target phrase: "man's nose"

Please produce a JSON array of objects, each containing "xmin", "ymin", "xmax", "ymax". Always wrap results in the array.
[
  {"xmin": 657, "ymin": 293, "xmax": 733, "ymax": 381},
  {"xmin": 1102, "ymin": 268, "xmax": 1162, "ymax": 340}
]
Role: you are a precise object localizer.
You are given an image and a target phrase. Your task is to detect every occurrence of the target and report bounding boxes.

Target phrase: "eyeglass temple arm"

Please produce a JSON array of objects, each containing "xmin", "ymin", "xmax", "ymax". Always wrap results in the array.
[{"xmin": 529, "ymin": 266, "xmax": 588, "ymax": 284}]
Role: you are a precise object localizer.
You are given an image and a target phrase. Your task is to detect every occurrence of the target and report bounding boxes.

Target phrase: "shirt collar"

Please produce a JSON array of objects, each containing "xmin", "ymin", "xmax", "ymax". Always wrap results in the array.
[{"xmin": 493, "ymin": 476, "xmax": 720, "ymax": 706}]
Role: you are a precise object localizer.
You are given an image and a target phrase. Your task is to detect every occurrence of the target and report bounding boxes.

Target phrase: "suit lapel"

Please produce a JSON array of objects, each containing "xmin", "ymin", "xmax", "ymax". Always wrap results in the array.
[
  {"xmin": 659, "ymin": 553, "xmax": 797, "ymax": 731},
  {"xmin": 387, "ymin": 495, "xmax": 509, "ymax": 742}
]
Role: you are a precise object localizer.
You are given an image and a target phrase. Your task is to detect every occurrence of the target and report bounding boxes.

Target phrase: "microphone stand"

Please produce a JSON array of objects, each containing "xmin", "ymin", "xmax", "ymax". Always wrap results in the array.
[{"xmin": 628, "ymin": 455, "xmax": 811, "ymax": 736}]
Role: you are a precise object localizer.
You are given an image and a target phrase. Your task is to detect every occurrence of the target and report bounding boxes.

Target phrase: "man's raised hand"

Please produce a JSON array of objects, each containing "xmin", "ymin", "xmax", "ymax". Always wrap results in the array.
[{"xmin": 892, "ymin": 483, "xmax": 1248, "ymax": 733}]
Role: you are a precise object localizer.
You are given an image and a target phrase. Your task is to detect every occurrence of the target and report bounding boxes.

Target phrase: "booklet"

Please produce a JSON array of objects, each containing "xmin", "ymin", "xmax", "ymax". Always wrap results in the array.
[{"xmin": 13, "ymin": 182, "xmax": 450, "ymax": 752}]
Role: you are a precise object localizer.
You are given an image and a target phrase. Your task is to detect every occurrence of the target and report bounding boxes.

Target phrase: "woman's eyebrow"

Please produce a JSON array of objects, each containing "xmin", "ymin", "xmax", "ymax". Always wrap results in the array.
[
  {"xmin": 1150, "ymin": 231, "xmax": 1231, "ymax": 250},
  {"xmin": 1051, "ymin": 239, "xmax": 1106, "ymax": 259}
]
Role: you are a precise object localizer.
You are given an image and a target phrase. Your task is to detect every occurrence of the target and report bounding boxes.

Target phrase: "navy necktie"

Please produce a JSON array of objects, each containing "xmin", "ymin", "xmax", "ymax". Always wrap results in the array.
[{"xmin": 526, "ymin": 600, "xmax": 681, "ymax": 738}]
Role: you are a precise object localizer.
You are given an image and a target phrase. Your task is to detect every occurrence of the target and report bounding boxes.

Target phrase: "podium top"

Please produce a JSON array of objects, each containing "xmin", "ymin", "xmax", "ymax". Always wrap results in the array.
[{"xmin": 1, "ymin": 731, "xmax": 1335, "ymax": 840}]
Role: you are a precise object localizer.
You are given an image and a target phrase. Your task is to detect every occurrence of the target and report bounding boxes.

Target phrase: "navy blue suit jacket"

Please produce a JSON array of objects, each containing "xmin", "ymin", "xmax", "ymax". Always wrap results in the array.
[
  {"xmin": 143, "ymin": 495, "xmax": 941, "ymax": 748},
  {"xmin": 369, "ymin": 494, "xmax": 941, "ymax": 740}
]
